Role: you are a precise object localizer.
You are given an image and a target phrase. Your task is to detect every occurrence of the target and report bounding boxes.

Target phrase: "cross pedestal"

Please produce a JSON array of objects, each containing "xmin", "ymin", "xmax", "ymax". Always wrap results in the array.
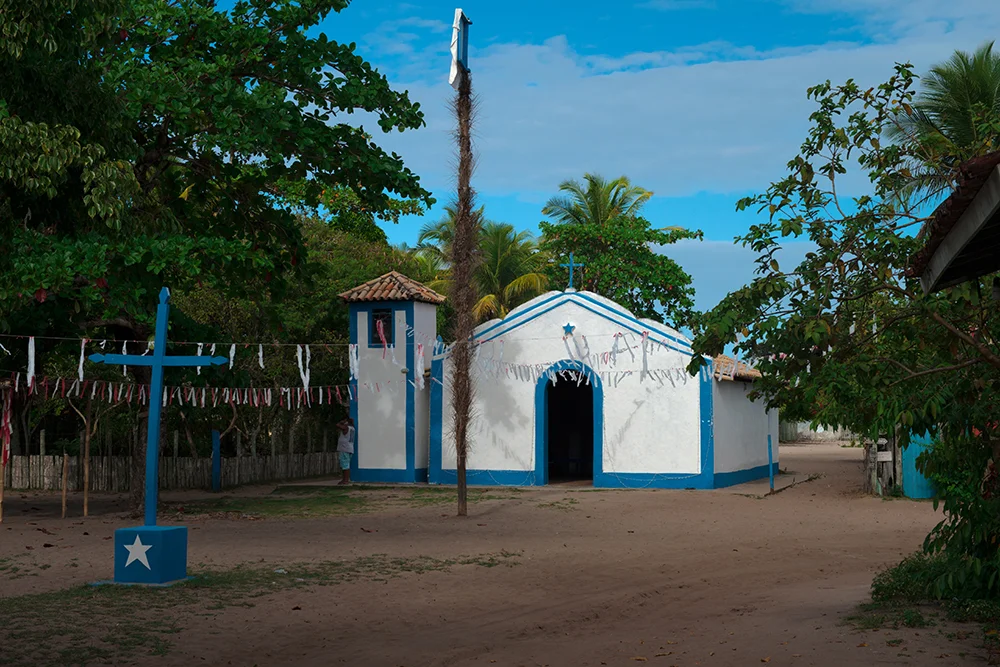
[
  {"xmin": 90, "ymin": 287, "xmax": 227, "ymax": 585},
  {"xmin": 114, "ymin": 526, "xmax": 188, "ymax": 585}
]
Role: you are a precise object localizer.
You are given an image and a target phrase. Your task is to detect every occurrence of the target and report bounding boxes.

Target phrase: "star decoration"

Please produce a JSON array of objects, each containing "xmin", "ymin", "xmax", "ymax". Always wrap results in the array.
[
  {"xmin": 124, "ymin": 534, "xmax": 152, "ymax": 570},
  {"xmin": 563, "ymin": 322, "xmax": 575, "ymax": 336}
]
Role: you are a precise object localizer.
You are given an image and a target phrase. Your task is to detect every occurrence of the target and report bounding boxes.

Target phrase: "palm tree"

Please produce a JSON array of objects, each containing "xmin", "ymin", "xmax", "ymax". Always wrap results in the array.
[
  {"xmin": 541, "ymin": 173, "xmax": 652, "ymax": 226},
  {"xmin": 416, "ymin": 204, "xmax": 485, "ymax": 264},
  {"xmin": 472, "ymin": 222, "xmax": 550, "ymax": 321},
  {"xmin": 410, "ymin": 214, "xmax": 549, "ymax": 321},
  {"xmin": 887, "ymin": 41, "xmax": 1000, "ymax": 198}
]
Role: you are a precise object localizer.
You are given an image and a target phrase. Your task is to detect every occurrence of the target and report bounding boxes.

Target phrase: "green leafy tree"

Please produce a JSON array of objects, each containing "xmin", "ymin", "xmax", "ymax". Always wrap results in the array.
[
  {"xmin": 688, "ymin": 62, "xmax": 1000, "ymax": 598},
  {"xmin": 539, "ymin": 212, "xmax": 701, "ymax": 327},
  {"xmin": 0, "ymin": 0, "xmax": 432, "ymax": 513}
]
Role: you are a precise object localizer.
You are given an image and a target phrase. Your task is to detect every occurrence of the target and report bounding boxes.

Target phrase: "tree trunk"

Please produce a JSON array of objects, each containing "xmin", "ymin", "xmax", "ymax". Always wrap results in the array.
[{"xmin": 450, "ymin": 69, "xmax": 479, "ymax": 518}]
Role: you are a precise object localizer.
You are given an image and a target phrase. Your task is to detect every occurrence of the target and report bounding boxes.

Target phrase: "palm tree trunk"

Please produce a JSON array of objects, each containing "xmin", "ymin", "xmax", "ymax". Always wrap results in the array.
[{"xmin": 451, "ymin": 70, "xmax": 479, "ymax": 517}]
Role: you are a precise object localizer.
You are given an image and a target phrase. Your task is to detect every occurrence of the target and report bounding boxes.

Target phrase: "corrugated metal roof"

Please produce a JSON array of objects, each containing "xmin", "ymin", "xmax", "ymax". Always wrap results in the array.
[{"xmin": 339, "ymin": 271, "xmax": 446, "ymax": 305}]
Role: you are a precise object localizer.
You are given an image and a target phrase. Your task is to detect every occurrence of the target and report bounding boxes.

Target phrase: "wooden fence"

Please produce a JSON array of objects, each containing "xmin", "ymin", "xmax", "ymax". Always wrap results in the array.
[{"xmin": 2, "ymin": 453, "xmax": 343, "ymax": 492}]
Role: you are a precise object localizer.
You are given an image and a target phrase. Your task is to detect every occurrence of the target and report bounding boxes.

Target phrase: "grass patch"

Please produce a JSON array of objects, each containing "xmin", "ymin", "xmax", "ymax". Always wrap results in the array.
[
  {"xmin": 167, "ymin": 485, "xmax": 523, "ymax": 519},
  {"xmin": 0, "ymin": 551, "xmax": 519, "ymax": 667},
  {"xmin": 537, "ymin": 498, "xmax": 580, "ymax": 510}
]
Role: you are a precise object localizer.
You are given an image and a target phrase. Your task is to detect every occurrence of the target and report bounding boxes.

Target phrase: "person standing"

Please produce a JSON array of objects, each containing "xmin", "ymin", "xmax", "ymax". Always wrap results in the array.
[{"xmin": 336, "ymin": 417, "xmax": 355, "ymax": 485}]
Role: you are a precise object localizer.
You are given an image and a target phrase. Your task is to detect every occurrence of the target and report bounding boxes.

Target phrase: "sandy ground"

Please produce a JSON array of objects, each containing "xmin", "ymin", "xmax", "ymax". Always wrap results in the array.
[{"xmin": 0, "ymin": 443, "xmax": 986, "ymax": 666}]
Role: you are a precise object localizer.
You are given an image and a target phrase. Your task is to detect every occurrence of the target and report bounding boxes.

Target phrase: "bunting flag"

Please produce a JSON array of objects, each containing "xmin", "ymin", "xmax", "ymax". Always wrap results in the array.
[
  {"xmin": 1, "ymin": 388, "xmax": 12, "ymax": 468},
  {"xmin": 259, "ymin": 344, "xmax": 265, "ymax": 369},
  {"xmin": 197, "ymin": 342, "xmax": 204, "ymax": 375},
  {"xmin": 415, "ymin": 344, "xmax": 425, "ymax": 390},
  {"xmin": 26, "ymin": 336, "xmax": 35, "ymax": 390},
  {"xmin": 376, "ymin": 318, "xmax": 388, "ymax": 359},
  {"xmin": 78, "ymin": 339, "xmax": 87, "ymax": 382},
  {"xmin": 229, "ymin": 343, "xmax": 236, "ymax": 369},
  {"xmin": 348, "ymin": 344, "xmax": 359, "ymax": 380},
  {"xmin": 122, "ymin": 341, "xmax": 128, "ymax": 375}
]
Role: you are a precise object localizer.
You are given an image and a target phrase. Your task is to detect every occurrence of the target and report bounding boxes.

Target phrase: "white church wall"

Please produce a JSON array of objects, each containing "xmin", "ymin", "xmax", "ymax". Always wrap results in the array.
[
  {"xmin": 438, "ymin": 292, "xmax": 702, "ymax": 478},
  {"xmin": 356, "ymin": 307, "xmax": 407, "ymax": 470},
  {"xmin": 412, "ymin": 302, "xmax": 437, "ymax": 471},
  {"xmin": 712, "ymin": 380, "xmax": 778, "ymax": 474}
]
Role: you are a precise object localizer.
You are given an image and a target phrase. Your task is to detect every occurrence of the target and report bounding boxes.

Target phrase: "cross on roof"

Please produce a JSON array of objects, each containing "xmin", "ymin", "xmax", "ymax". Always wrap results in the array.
[{"xmin": 560, "ymin": 252, "xmax": 585, "ymax": 291}]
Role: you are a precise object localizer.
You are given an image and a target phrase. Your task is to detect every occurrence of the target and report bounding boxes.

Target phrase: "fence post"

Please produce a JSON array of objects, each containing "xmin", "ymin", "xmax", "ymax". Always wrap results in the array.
[{"xmin": 212, "ymin": 430, "xmax": 221, "ymax": 492}]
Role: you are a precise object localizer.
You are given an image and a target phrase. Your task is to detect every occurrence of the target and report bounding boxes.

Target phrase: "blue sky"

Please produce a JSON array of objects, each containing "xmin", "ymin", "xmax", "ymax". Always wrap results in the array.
[{"xmin": 309, "ymin": 0, "xmax": 1000, "ymax": 316}]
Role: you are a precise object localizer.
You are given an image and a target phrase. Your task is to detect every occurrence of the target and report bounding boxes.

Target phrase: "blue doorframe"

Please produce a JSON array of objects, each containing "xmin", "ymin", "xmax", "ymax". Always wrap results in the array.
[{"xmin": 534, "ymin": 360, "xmax": 603, "ymax": 486}]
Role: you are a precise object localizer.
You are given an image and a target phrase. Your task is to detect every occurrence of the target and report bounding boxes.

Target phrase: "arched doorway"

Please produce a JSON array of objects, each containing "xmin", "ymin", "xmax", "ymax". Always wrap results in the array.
[{"xmin": 534, "ymin": 362, "xmax": 603, "ymax": 486}]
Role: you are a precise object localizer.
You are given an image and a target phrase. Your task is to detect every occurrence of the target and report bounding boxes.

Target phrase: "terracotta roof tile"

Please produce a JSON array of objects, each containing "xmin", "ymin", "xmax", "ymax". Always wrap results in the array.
[
  {"xmin": 713, "ymin": 354, "xmax": 762, "ymax": 382},
  {"xmin": 339, "ymin": 271, "xmax": 446, "ymax": 305}
]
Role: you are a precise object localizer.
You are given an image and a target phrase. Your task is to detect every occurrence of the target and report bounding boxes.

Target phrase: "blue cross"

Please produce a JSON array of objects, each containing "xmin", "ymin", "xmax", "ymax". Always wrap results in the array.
[
  {"xmin": 560, "ymin": 252, "xmax": 585, "ymax": 290},
  {"xmin": 89, "ymin": 287, "xmax": 228, "ymax": 526}
]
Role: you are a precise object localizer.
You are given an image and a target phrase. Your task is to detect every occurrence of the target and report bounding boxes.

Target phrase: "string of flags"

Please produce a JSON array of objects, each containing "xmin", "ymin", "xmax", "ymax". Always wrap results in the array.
[{"xmin": 0, "ymin": 372, "xmax": 360, "ymax": 410}]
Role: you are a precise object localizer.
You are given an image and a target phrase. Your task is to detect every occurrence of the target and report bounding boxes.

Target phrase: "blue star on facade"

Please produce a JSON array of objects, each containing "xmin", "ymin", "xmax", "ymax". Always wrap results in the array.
[{"xmin": 563, "ymin": 322, "xmax": 575, "ymax": 336}]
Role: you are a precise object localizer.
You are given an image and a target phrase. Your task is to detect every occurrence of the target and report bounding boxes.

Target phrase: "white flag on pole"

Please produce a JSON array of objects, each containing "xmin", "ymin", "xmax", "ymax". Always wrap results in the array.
[{"xmin": 449, "ymin": 8, "xmax": 471, "ymax": 90}]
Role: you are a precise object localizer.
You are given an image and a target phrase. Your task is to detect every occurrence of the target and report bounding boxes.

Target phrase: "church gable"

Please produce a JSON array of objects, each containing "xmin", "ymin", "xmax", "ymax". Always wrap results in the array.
[{"xmin": 465, "ymin": 290, "xmax": 694, "ymax": 357}]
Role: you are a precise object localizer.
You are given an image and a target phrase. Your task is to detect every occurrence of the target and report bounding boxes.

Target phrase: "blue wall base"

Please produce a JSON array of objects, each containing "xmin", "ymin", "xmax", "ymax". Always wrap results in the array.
[
  {"xmin": 430, "ymin": 463, "xmax": 779, "ymax": 489},
  {"xmin": 113, "ymin": 526, "xmax": 187, "ymax": 585},
  {"xmin": 713, "ymin": 462, "xmax": 779, "ymax": 488},
  {"xmin": 352, "ymin": 467, "xmax": 428, "ymax": 484}
]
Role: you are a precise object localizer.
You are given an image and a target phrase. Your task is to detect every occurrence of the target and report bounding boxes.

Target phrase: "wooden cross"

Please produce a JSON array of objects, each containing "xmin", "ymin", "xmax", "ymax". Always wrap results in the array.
[
  {"xmin": 560, "ymin": 252, "xmax": 585, "ymax": 290},
  {"xmin": 89, "ymin": 287, "xmax": 228, "ymax": 526}
]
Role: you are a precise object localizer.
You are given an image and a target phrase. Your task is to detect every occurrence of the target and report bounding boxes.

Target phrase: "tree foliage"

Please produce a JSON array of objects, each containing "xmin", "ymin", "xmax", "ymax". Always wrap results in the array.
[
  {"xmin": 688, "ymin": 60, "xmax": 1000, "ymax": 598},
  {"xmin": 0, "ymin": 0, "xmax": 432, "ymax": 338},
  {"xmin": 540, "ymin": 214, "xmax": 701, "ymax": 327}
]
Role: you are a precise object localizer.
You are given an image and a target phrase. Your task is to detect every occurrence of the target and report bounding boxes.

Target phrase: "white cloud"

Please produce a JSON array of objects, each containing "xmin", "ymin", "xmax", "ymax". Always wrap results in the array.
[{"xmin": 349, "ymin": 3, "xmax": 1000, "ymax": 204}]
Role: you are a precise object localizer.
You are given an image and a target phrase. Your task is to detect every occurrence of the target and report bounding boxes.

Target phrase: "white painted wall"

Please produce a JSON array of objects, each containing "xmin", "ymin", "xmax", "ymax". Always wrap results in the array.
[
  {"xmin": 438, "ymin": 291, "xmax": 702, "ymax": 475},
  {"xmin": 356, "ymin": 307, "xmax": 408, "ymax": 469},
  {"xmin": 712, "ymin": 380, "xmax": 779, "ymax": 473},
  {"xmin": 412, "ymin": 302, "xmax": 437, "ymax": 470}
]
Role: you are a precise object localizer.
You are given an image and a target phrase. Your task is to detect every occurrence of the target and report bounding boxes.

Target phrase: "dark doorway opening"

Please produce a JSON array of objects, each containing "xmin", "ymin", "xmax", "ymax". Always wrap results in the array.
[{"xmin": 546, "ymin": 371, "xmax": 594, "ymax": 482}]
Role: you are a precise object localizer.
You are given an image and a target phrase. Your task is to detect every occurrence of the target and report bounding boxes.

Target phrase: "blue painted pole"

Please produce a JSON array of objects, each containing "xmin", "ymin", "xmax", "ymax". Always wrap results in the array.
[
  {"xmin": 143, "ymin": 289, "xmax": 171, "ymax": 526},
  {"xmin": 767, "ymin": 434, "xmax": 774, "ymax": 492},
  {"xmin": 211, "ymin": 430, "xmax": 221, "ymax": 492}
]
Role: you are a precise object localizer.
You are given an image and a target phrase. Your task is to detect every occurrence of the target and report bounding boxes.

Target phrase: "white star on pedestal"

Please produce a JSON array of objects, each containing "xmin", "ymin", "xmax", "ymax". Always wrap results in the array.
[{"xmin": 124, "ymin": 535, "xmax": 152, "ymax": 570}]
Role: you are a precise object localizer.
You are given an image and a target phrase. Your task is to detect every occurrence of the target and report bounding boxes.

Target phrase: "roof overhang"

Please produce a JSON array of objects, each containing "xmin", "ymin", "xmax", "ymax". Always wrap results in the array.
[{"xmin": 922, "ymin": 164, "xmax": 1000, "ymax": 293}]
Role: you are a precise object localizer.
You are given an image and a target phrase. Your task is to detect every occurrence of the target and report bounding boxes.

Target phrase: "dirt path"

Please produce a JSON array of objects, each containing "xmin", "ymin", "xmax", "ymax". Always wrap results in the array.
[{"xmin": 0, "ymin": 444, "xmax": 984, "ymax": 666}]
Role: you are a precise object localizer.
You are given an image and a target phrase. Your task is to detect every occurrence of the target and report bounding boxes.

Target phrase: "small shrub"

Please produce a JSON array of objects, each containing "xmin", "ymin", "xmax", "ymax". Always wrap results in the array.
[{"xmin": 871, "ymin": 553, "xmax": 948, "ymax": 603}]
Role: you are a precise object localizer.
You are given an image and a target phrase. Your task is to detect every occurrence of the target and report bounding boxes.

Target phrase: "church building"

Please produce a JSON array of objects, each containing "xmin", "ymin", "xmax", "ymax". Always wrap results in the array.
[{"xmin": 339, "ymin": 271, "xmax": 778, "ymax": 489}]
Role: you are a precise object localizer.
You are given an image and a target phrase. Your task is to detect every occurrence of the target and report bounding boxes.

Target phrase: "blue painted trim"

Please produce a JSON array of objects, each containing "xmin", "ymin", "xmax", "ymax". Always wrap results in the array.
[
  {"xmin": 533, "ymin": 359, "xmax": 603, "ymax": 486},
  {"xmin": 472, "ymin": 291, "xmax": 693, "ymax": 352},
  {"xmin": 594, "ymin": 471, "xmax": 712, "ymax": 489},
  {"xmin": 713, "ymin": 462, "xmax": 779, "ymax": 488},
  {"xmin": 348, "ymin": 300, "xmax": 420, "ymax": 483},
  {"xmin": 475, "ymin": 295, "xmax": 692, "ymax": 356},
  {"xmin": 404, "ymin": 301, "xmax": 416, "ymax": 482},
  {"xmin": 698, "ymin": 359, "xmax": 715, "ymax": 486},
  {"xmin": 432, "ymin": 468, "xmax": 537, "ymax": 486},
  {"xmin": 348, "ymin": 305, "xmax": 359, "ymax": 478},
  {"xmin": 429, "ymin": 357, "xmax": 444, "ymax": 484},
  {"xmin": 414, "ymin": 467, "xmax": 428, "ymax": 483},
  {"xmin": 350, "ymin": 468, "xmax": 421, "ymax": 484}
]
